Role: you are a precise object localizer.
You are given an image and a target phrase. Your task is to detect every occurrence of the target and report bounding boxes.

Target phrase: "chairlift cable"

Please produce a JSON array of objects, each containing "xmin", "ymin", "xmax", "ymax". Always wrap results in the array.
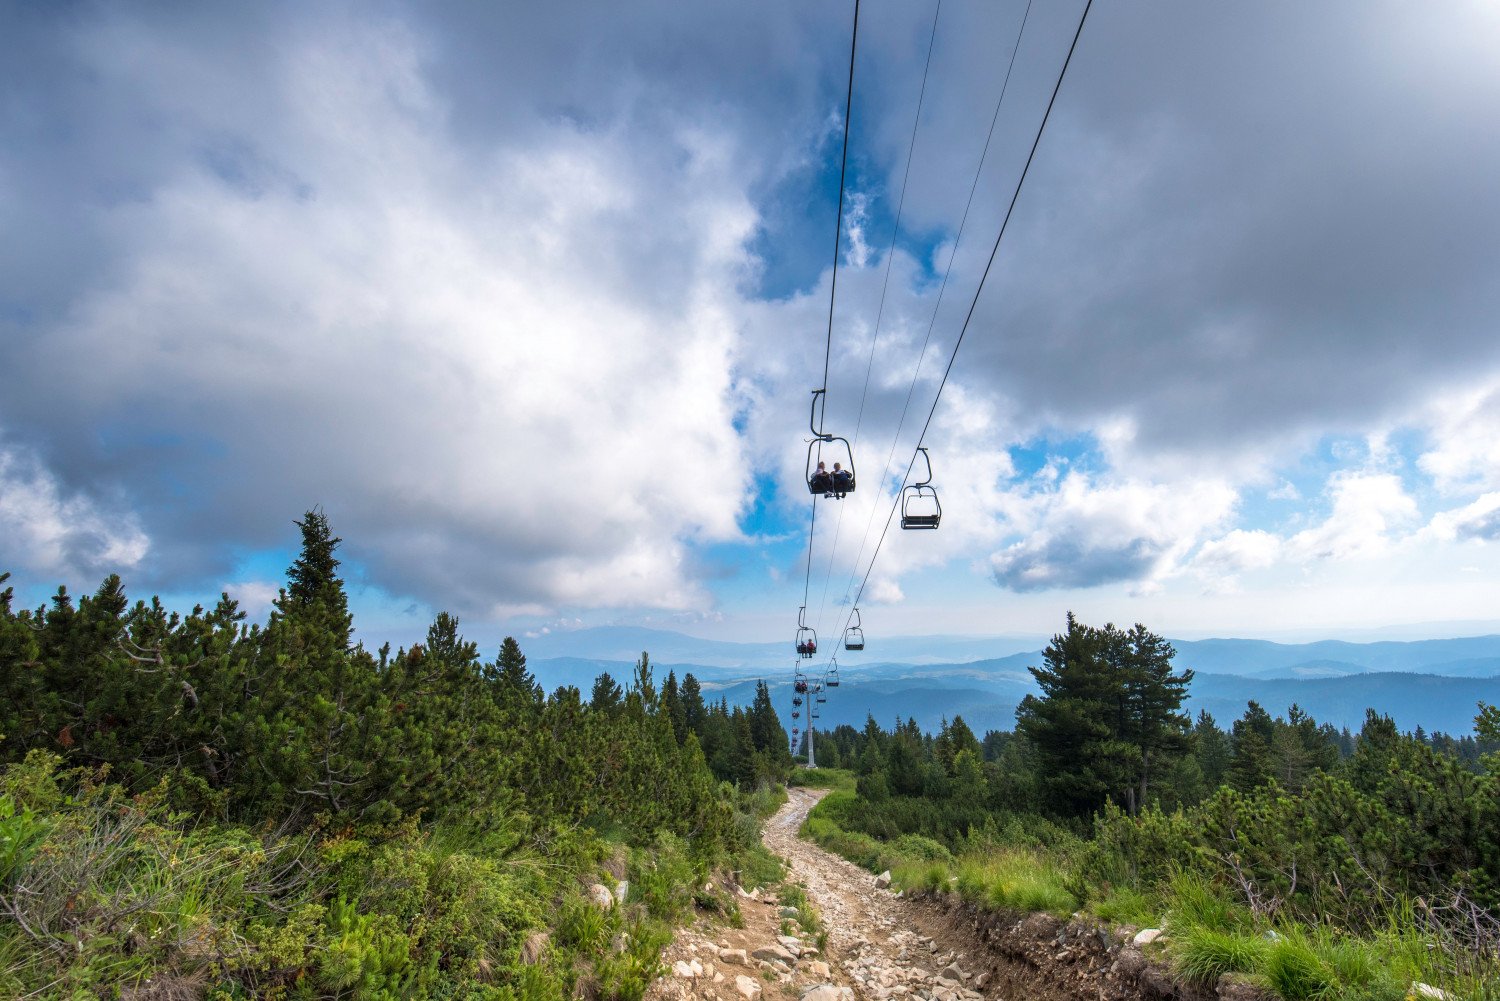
[
  {"xmin": 831, "ymin": 0, "xmax": 1034, "ymax": 632},
  {"xmin": 798, "ymin": 0, "xmax": 860, "ymax": 659},
  {"xmin": 816, "ymin": 0, "xmax": 941, "ymax": 641},
  {"xmin": 829, "ymin": 0, "xmax": 1093, "ymax": 664}
]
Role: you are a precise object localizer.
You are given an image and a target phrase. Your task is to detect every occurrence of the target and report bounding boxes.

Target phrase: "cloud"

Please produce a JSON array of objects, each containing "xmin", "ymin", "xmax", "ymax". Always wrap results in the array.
[
  {"xmin": 1287, "ymin": 471, "xmax": 1419, "ymax": 562},
  {"xmin": 988, "ymin": 472, "xmax": 1236, "ymax": 592},
  {"xmin": 1417, "ymin": 379, "xmax": 1500, "ymax": 495},
  {"xmin": 0, "ymin": 442, "xmax": 150, "ymax": 581},
  {"xmin": 1427, "ymin": 494, "xmax": 1500, "ymax": 544},
  {"xmin": 2, "ymin": 5, "xmax": 805, "ymax": 614}
]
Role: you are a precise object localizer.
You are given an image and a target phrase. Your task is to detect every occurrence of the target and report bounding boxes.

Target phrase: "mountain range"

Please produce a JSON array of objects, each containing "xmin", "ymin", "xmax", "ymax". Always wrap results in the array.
[{"xmin": 524, "ymin": 627, "xmax": 1500, "ymax": 736}]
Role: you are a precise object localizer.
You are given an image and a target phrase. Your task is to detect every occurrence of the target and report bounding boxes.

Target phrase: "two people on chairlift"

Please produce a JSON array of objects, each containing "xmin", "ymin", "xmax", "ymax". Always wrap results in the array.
[{"xmin": 810, "ymin": 461, "xmax": 853, "ymax": 499}]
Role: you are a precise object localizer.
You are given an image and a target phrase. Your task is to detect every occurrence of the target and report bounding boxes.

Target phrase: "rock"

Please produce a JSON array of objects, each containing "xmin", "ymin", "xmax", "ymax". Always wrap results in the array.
[
  {"xmin": 720, "ymin": 948, "xmax": 749, "ymax": 965},
  {"xmin": 808, "ymin": 960, "xmax": 831, "ymax": 978},
  {"xmin": 1133, "ymin": 928, "xmax": 1164, "ymax": 947},
  {"xmin": 939, "ymin": 963, "xmax": 964, "ymax": 983},
  {"xmin": 875, "ymin": 870, "xmax": 893, "ymax": 889},
  {"xmin": 690, "ymin": 958, "xmax": 704, "ymax": 976},
  {"xmin": 714, "ymin": 972, "xmax": 726, "ymax": 984},
  {"xmin": 752, "ymin": 944, "xmax": 798, "ymax": 964},
  {"xmin": 1413, "ymin": 986, "xmax": 1449, "ymax": 1001},
  {"xmin": 777, "ymin": 934, "xmax": 803, "ymax": 954},
  {"xmin": 588, "ymin": 883, "xmax": 615, "ymax": 909},
  {"xmin": 614, "ymin": 880, "xmax": 629, "ymax": 905},
  {"xmin": 520, "ymin": 930, "xmax": 549, "ymax": 965},
  {"xmin": 735, "ymin": 974, "xmax": 762, "ymax": 999},
  {"xmin": 781, "ymin": 906, "xmax": 801, "ymax": 919},
  {"xmin": 973, "ymin": 972, "xmax": 991, "ymax": 990},
  {"xmin": 1112, "ymin": 945, "xmax": 1147, "ymax": 980},
  {"xmin": 802, "ymin": 986, "xmax": 853, "ymax": 1001},
  {"xmin": 1216, "ymin": 972, "xmax": 1276, "ymax": 1001},
  {"xmin": 673, "ymin": 960, "xmax": 696, "ymax": 979}
]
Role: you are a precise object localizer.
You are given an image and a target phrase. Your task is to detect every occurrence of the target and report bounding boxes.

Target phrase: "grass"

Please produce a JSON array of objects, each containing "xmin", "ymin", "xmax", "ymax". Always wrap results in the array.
[{"xmin": 788, "ymin": 767, "xmax": 857, "ymax": 791}]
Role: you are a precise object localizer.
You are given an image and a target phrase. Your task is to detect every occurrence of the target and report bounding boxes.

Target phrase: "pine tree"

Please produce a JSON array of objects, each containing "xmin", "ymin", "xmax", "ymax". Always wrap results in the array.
[
  {"xmin": 590, "ymin": 672, "xmax": 623, "ymax": 714},
  {"xmin": 1015, "ymin": 614, "xmax": 1192, "ymax": 817}
]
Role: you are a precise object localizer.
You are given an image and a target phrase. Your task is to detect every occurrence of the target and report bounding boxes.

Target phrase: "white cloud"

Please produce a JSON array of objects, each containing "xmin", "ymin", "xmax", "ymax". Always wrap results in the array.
[
  {"xmin": 1286, "ymin": 471, "xmax": 1419, "ymax": 562},
  {"xmin": 1417, "ymin": 378, "xmax": 1500, "ymax": 495},
  {"xmin": 1425, "ymin": 493, "xmax": 1500, "ymax": 543},
  {"xmin": 988, "ymin": 472, "xmax": 1237, "ymax": 592},
  {"xmin": 13, "ymin": 12, "xmax": 765, "ymax": 613},
  {"xmin": 0, "ymin": 443, "xmax": 149, "ymax": 580}
]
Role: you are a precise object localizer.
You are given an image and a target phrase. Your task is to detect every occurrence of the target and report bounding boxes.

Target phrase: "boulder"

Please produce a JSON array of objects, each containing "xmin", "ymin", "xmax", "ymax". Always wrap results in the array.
[
  {"xmin": 808, "ymin": 960, "xmax": 831, "ymax": 978},
  {"xmin": 777, "ymin": 934, "xmax": 804, "ymax": 954},
  {"xmin": 939, "ymin": 963, "xmax": 965, "ymax": 983},
  {"xmin": 720, "ymin": 948, "xmax": 749, "ymax": 966},
  {"xmin": 614, "ymin": 880, "xmax": 629, "ymax": 905},
  {"xmin": 735, "ymin": 974, "xmax": 762, "ymax": 999},
  {"xmin": 875, "ymin": 870, "xmax": 893, "ymax": 889},
  {"xmin": 588, "ymin": 883, "xmax": 615, "ymax": 909},
  {"xmin": 1413, "ymin": 986, "xmax": 1449, "ymax": 1001},
  {"xmin": 752, "ymin": 944, "xmax": 798, "ymax": 964},
  {"xmin": 1133, "ymin": 928, "xmax": 1164, "ymax": 947},
  {"xmin": 673, "ymin": 960, "xmax": 696, "ymax": 979}
]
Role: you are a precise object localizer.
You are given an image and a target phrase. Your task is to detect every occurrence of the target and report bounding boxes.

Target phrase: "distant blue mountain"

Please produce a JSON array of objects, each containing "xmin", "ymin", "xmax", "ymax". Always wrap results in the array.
[{"xmin": 525, "ymin": 627, "xmax": 1500, "ymax": 737}]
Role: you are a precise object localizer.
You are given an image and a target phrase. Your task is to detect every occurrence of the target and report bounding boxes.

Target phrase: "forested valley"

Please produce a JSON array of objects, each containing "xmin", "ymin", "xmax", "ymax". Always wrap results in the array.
[
  {"xmin": 0, "ymin": 512, "xmax": 794, "ymax": 999},
  {"xmin": 799, "ymin": 614, "xmax": 1500, "ymax": 1000}
]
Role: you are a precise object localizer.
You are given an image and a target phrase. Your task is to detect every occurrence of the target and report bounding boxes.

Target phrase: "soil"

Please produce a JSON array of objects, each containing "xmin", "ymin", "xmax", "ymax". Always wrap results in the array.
[{"xmin": 647, "ymin": 788, "xmax": 1246, "ymax": 1001}]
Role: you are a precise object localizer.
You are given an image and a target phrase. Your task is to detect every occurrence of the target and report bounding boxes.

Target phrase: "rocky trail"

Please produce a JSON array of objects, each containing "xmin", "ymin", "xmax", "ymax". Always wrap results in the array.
[{"xmin": 647, "ymin": 788, "xmax": 1205, "ymax": 1001}]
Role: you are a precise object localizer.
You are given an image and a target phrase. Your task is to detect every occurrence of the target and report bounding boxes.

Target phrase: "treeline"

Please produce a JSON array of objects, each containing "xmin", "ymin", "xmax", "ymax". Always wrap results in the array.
[
  {"xmin": 801, "ymin": 614, "xmax": 1500, "ymax": 997},
  {"xmin": 0, "ymin": 512, "xmax": 788, "ymax": 998}
]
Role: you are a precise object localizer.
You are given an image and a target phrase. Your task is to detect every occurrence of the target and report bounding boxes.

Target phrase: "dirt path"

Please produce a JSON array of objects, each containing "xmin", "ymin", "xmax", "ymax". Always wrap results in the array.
[{"xmin": 648, "ymin": 787, "xmax": 1149, "ymax": 1001}]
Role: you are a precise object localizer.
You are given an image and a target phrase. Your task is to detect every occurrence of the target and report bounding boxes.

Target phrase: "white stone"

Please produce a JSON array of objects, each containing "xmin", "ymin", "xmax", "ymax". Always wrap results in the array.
[
  {"xmin": 1413, "ymin": 985, "xmax": 1449, "ymax": 1001},
  {"xmin": 673, "ymin": 960, "xmax": 695, "ymax": 979},
  {"xmin": 614, "ymin": 880, "xmax": 629, "ymax": 904},
  {"xmin": 720, "ymin": 948, "xmax": 748, "ymax": 966},
  {"xmin": 735, "ymin": 974, "xmax": 762, "ymax": 999},
  {"xmin": 875, "ymin": 870, "xmax": 893, "ymax": 889},
  {"xmin": 1133, "ymin": 928, "xmax": 1164, "ymax": 947},
  {"xmin": 588, "ymin": 883, "xmax": 615, "ymax": 909},
  {"xmin": 753, "ymin": 944, "xmax": 798, "ymax": 964}
]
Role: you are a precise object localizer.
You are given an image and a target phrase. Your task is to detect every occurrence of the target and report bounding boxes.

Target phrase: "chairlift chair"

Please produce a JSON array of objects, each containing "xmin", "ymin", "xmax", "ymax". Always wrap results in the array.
[
  {"xmin": 806, "ymin": 389, "xmax": 856, "ymax": 497},
  {"xmin": 826, "ymin": 664, "xmax": 840, "ymax": 688},
  {"xmin": 900, "ymin": 446, "xmax": 942, "ymax": 530},
  {"xmin": 793, "ymin": 670, "xmax": 809, "ymax": 695},
  {"xmin": 794, "ymin": 605, "xmax": 817, "ymax": 658},
  {"xmin": 843, "ymin": 607, "xmax": 865, "ymax": 651}
]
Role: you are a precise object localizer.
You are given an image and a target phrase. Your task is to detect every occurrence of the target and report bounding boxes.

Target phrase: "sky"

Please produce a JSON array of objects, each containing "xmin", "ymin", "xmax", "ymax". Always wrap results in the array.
[{"xmin": 4, "ymin": 0, "xmax": 1500, "ymax": 654}]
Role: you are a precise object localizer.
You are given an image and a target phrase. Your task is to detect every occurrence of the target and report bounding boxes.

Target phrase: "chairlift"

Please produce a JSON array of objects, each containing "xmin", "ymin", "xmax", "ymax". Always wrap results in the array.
[
  {"xmin": 826, "ymin": 664, "xmax": 840, "ymax": 688},
  {"xmin": 795, "ymin": 605, "xmax": 817, "ymax": 658},
  {"xmin": 793, "ymin": 670, "xmax": 809, "ymax": 695},
  {"xmin": 816, "ymin": 689, "xmax": 827, "ymax": 704},
  {"xmin": 792, "ymin": 710, "xmax": 800, "ymax": 719},
  {"xmin": 806, "ymin": 389, "xmax": 856, "ymax": 497},
  {"xmin": 843, "ymin": 607, "xmax": 865, "ymax": 651},
  {"xmin": 900, "ymin": 447, "xmax": 942, "ymax": 530},
  {"xmin": 793, "ymin": 694, "xmax": 803, "ymax": 707}
]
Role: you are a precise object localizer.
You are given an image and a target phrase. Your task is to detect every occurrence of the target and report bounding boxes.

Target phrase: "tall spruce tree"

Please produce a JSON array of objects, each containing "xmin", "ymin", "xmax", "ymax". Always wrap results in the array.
[{"xmin": 1015, "ymin": 613, "xmax": 1192, "ymax": 817}]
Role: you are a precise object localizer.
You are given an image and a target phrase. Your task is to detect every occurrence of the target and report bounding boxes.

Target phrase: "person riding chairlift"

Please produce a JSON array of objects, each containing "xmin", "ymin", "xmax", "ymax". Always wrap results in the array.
[
  {"xmin": 810, "ymin": 460, "xmax": 833, "ymax": 495},
  {"xmin": 831, "ymin": 462, "xmax": 852, "ymax": 499}
]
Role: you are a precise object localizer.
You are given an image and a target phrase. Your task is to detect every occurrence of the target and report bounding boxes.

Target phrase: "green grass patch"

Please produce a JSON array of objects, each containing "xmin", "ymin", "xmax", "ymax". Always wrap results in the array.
[{"xmin": 788, "ymin": 767, "xmax": 857, "ymax": 791}]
